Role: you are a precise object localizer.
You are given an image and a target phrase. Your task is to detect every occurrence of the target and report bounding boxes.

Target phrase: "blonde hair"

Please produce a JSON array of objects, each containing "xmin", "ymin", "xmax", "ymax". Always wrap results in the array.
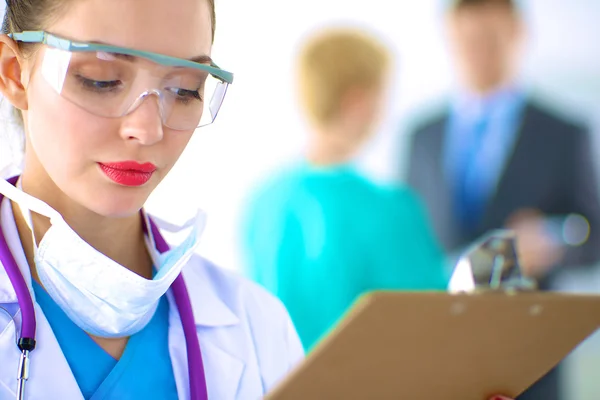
[{"xmin": 297, "ymin": 27, "xmax": 390, "ymax": 125}]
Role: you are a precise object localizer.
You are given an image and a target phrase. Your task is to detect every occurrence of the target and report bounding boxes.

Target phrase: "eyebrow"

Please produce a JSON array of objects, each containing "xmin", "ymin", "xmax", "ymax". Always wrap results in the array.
[{"xmin": 188, "ymin": 55, "xmax": 213, "ymax": 64}]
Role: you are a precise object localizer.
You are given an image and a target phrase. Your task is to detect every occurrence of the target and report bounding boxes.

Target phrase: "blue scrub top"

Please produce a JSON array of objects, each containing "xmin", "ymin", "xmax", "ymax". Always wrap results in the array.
[
  {"xmin": 32, "ymin": 280, "xmax": 179, "ymax": 400},
  {"xmin": 242, "ymin": 162, "xmax": 450, "ymax": 351}
]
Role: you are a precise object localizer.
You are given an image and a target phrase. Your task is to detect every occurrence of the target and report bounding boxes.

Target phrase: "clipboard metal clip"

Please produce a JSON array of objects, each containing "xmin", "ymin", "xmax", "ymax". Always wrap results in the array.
[{"xmin": 448, "ymin": 229, "xmax": 538, "ymax": 294}]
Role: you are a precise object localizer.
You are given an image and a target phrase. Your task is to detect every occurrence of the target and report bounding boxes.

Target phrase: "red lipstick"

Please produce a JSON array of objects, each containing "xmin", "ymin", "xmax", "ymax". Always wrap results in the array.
[{"xmin": 98, "ymin": 161, "xmax": 157, "ymax": 186}]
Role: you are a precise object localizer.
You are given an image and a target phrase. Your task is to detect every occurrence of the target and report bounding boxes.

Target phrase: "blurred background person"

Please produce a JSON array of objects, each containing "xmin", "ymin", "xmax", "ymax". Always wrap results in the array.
[
  {"xmin": 405, "ymin": 0, "xmax": 600, "ymax": 398},
  {"xmin": 240, "ymin": 27, "xmax": 449, "ymax": 352}
]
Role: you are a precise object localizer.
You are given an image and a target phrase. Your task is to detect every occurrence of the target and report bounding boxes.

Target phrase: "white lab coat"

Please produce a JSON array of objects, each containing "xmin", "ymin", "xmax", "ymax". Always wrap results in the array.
[{"xmin": 0, "ymin": 197, "xmax": 304, "ymax": 399}]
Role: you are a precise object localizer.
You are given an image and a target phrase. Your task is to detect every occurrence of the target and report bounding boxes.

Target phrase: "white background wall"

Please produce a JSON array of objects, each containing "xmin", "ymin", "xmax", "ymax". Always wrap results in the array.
[{"xmin": 146, "ymin": 0, "xmax": 600, "ymax": 273}]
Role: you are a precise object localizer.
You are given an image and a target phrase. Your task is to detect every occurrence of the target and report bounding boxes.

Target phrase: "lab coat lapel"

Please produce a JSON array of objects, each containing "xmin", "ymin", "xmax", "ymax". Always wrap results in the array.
[
  {"xmin": 0, "ymin": 304, "xmax": 83, "ymax": 399},
  {"xmin": 167, "ymin": 265, "xmax": 245, "ymax": 400}
]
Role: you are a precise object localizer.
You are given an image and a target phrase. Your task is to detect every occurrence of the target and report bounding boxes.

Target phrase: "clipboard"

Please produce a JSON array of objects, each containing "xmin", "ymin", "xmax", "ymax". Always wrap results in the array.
[
  {"xmin": 266, "ymin": 291, "xmax": 600, "ymax": 400},
  {"xmin": 266, "ymin": 231, "xmax": 600, "ymax": 399}
]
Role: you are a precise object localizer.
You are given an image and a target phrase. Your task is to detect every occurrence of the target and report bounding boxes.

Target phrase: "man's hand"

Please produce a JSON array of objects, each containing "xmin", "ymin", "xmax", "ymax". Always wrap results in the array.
[{"xmin": 506, "ymin": 209, "xmax": 565, "ymax": 278}]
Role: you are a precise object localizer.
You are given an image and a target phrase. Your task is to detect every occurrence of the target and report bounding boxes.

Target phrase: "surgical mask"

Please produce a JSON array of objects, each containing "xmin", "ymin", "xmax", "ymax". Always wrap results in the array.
[{"xmin": 0, "ymin": 178, "xmax": 206, "ymax": 337}]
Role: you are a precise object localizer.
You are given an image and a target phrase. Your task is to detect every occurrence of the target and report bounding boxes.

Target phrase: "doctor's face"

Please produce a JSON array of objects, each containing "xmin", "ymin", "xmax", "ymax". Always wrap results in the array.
[{"xmin": 19, "ymin": 0, "xmax": 214, "ymax": 217}]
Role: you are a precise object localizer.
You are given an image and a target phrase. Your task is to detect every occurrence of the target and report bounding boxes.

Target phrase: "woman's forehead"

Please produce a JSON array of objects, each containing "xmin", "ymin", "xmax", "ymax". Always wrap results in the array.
[{"xmin": 46, "ymin": 0, "xmax": 213, "ymax": 59}]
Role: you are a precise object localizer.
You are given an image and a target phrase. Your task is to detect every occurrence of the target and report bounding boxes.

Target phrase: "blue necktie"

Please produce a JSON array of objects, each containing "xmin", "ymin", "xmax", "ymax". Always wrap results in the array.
[{"xmin": 454, "ymin": 114, "xmax": 489, "ymax": 233}]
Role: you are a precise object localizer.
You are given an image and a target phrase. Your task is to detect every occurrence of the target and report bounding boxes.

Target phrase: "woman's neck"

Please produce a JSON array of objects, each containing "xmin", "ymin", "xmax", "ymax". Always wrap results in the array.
[{"xmin": 13, "ymin": 173, "xmax": 153, "ymax": 282}]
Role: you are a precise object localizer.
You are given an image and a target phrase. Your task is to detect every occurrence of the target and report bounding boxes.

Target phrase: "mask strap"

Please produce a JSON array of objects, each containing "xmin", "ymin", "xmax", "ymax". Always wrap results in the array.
[
  {"xmin": 0, "ymin": 177, "xmax": 63, "ymax": 251},
  {"xmin": 141, "ymin": 210, "xmax": 157, "ymax": 250},
  {"xmin": 0, "ymin": 178, "xmax": 62, "ymax": 223},
  {"xmin": 14, "ymin": 179, "xmax": 42, "ymax": 251},
  {"xmin": 141, "ymin": 210, "xmax": 162, "ymax": 272}
]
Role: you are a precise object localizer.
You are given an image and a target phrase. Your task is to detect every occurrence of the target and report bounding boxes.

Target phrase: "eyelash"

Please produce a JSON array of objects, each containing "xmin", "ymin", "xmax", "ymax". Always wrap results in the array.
[
  {"xmin": 76, "ymin": 75, "xmax": 122, "ymax": 92},
  {"xmin": 75, "ymin": 75, "xmax": 203, "ymax": 104},
  {"xmin": 170, "ymin": 88, "xmax": 203, "ymax": 105}
]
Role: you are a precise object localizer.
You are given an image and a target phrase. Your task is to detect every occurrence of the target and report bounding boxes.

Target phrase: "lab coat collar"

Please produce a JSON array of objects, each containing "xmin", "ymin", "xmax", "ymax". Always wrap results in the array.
[{"xmin": 178, "ymin": 254, "xmax": 241, "ymax": 327}]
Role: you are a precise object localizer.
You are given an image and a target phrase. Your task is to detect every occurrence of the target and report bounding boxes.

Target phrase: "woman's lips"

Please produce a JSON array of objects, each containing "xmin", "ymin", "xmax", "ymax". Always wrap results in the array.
[{"xmin": 98, "ymin": 161, "xmax": 157, "ymax": 186}]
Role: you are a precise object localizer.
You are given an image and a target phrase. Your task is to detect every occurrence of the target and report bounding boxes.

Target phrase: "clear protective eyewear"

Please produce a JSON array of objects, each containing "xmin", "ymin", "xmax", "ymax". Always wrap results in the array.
[{"xmin": 9, "ymin": 31, "xmax": 234, "ymax": 131}]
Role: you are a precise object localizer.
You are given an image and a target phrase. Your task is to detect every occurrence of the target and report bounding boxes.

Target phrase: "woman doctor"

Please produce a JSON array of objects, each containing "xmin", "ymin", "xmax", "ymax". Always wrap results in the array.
[
  {"xmin": 0, "ymin": 0, "xmax": 303, "ymax": 398},
  {"xmin": 0, "ymin": 0, "xmax": 515, "ymax": 399}
]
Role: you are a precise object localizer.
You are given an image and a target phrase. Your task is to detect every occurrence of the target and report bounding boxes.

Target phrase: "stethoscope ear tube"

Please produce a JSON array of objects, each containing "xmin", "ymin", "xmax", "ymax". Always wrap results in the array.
[{"xmin": 17, "ymin": 349, "xmax": 30, "ymax": 400}]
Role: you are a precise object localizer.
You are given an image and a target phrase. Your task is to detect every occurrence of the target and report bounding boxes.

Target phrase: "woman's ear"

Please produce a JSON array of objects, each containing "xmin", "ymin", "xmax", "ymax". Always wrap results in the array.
[{"xmin": 0, "ymin": 35, "xmax": 28, "ymax": 111}]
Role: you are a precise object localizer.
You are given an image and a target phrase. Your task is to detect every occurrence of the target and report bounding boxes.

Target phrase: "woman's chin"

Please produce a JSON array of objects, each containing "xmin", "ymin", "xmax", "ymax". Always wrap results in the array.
[{"xmin": 82, "ymin": 190, "xmax": 150, "ymax": 219}]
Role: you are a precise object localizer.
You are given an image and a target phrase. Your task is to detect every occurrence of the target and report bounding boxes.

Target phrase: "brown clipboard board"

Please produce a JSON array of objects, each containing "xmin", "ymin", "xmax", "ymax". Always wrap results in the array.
[{"xmin": 266, "ymin": 291, "xmax": 600, "ymax": 400}]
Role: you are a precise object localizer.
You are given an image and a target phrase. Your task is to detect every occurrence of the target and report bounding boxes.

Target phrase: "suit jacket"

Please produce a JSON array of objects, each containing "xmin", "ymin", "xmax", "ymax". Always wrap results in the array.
[{"xmin": 407, "ymin": 99, "xmax": 600, "ymax": 288}]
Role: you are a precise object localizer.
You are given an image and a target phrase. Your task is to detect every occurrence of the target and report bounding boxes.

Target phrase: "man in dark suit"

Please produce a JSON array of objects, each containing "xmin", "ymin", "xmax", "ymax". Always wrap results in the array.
[{"xmin": 406, "ymin": 0, "xmax": 600, "ymax": 399}]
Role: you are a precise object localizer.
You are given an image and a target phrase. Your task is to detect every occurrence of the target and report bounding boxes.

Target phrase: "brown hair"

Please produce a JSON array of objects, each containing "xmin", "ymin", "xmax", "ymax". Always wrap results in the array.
[
  {"xmin": 1, "ymin": 0, "xmax": 217, "ymax": 42},
  {"xmin": 450, "ymin": 0, "xmax": 516, "ymax": 11}
]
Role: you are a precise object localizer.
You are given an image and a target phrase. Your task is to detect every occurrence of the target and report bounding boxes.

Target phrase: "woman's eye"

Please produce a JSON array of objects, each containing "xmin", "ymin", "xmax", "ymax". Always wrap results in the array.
[
  {"xmin": 76, "ymin": 75, "xmax": 122, "ymax": 92},
  {"xmin": 169, "ymin": 88, "xmax": 203, "ymax": 105}
]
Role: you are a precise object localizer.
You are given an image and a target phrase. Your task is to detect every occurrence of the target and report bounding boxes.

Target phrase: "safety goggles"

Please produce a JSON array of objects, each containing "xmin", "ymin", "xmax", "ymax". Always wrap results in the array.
[{"xmin": 9, "ymin": 31, "xmax": 234, "ymax": 131}]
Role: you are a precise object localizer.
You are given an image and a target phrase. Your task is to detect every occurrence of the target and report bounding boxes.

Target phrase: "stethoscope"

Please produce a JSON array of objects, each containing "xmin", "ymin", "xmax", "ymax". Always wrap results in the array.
[{"xmin": 0, "ymin": 176, "xmax": 209, "ymax": 400}]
